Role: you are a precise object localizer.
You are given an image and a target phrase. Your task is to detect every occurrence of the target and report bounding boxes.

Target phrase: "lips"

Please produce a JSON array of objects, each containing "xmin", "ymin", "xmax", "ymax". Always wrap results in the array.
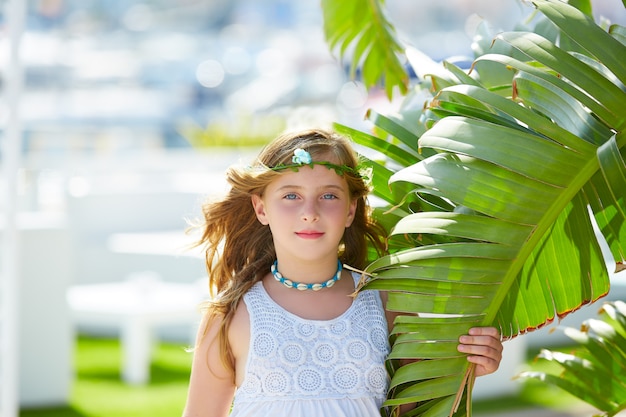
[{"xmin": 295, "ymin": 230, "xmax": 324, "ymax": 239}]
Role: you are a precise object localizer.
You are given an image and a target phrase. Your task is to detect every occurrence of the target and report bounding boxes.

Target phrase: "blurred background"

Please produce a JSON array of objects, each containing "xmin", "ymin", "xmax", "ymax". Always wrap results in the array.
[{"xmin": 1, "ymin": 0, "xmax": 625, "ymax": 416}]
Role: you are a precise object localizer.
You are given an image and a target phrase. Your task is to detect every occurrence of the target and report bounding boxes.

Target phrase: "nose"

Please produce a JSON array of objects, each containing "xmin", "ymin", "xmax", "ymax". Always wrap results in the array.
[{"xmin": 301, "ymin": 200, "xmax": 319, "ymax": 222}]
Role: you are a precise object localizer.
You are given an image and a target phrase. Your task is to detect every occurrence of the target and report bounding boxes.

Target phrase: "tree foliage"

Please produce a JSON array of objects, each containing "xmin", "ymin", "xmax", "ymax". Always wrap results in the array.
[{"xmin": 517, "ymin": 301, "xmax": 626, "ymax": 417}]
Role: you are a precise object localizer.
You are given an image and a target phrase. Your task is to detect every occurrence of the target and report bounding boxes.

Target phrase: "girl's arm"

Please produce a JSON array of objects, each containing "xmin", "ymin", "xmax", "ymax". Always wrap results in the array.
[{"xmin": 182, "ymin": 313, "xmax": 236, "ymax": 417}]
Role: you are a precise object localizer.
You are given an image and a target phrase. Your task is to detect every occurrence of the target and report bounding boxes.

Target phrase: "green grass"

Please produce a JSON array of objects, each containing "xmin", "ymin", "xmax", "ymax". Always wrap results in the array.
[
  {"xmin": 20, "ymin": 336, "xmax": 193, "ymax": 417},
  {"xmin": 20, "ymin": 336, "xmax": 588, "ymax": 417}
]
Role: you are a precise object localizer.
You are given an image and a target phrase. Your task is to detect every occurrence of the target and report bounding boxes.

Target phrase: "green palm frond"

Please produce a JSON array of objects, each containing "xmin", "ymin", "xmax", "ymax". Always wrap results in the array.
[
  {"xmin": 517, "ymin": 301, "xmax": 626, "ymax": 416},
  {"xmin": 322, "ymin": 0, "xmax": 625, "ymax": 416},
  {"xmin": 321, "ymin": 0, "xmax": 409, "ymax": 98}
]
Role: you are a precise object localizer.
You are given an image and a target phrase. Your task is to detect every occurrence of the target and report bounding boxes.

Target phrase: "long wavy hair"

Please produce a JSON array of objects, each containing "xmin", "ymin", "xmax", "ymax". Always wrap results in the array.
[{"xmin": 194, "ymin": 128, "xmax": 387, "ymax": 377}]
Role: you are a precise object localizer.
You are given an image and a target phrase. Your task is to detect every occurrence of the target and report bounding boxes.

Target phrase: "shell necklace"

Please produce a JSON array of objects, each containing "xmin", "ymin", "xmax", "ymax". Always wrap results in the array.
[{"xmin": 271, "ymin": 260, "xmax": 342, "ymax": 291}]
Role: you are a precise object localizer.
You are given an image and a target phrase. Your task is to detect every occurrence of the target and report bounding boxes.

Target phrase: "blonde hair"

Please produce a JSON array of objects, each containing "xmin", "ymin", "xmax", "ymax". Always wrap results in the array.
[{"xmin": 195, "ymin": 128, "xmax": 387, "ymax": 376}]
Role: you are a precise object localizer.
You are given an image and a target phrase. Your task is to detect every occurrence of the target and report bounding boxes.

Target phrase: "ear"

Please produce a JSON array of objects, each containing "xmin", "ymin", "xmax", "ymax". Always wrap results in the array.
[
  {"xmin": 251, "ymin": 194, "xmax": 269, "ymax": 225},
  {"xmin": 345, "ymin": 198, "xmax": 358, "ymax": 228}
]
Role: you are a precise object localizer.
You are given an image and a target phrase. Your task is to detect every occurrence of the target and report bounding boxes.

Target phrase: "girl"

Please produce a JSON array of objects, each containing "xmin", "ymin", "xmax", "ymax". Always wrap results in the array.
[{"xmin": 182, "ymin": 129, "xmax": 502, "ymax": 417}]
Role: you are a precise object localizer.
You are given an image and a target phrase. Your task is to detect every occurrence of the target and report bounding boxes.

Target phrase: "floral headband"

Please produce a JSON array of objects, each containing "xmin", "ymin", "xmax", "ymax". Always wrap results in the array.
[{"xmin": 270, "ymin": 148, "xmax": 371, "ymax": 182}]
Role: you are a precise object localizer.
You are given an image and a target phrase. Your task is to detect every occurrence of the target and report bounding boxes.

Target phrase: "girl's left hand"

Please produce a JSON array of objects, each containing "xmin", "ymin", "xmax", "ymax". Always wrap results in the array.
[{"xmin": 457, "ymin": 327, "xmax": 503, "ymax": 376}]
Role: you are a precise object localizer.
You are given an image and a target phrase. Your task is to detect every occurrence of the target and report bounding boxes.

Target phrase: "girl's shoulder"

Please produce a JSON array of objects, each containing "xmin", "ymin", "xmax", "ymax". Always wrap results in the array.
[{"xmin": 229, "ymin": 298, "xmax": 250, "ymax": 344}]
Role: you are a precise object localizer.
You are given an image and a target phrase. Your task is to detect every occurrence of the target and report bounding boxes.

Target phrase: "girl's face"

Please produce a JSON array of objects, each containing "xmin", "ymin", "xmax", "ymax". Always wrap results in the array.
[{"xmin": 251, "ymin": 163, "xmax": 357, "ymax": 264}]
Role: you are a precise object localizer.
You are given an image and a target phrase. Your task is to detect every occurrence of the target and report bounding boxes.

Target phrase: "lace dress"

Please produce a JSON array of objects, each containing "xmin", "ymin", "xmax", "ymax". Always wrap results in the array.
[{"xmin": 230, "ymin": 273, "xmax": 390, "ymax": 417}]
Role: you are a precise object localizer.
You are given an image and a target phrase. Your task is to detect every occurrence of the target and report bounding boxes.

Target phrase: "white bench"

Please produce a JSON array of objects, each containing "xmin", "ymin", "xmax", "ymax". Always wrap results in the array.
[{"xmin": 67, "ymin": 275, "xmax": 208, "ymax": 385}]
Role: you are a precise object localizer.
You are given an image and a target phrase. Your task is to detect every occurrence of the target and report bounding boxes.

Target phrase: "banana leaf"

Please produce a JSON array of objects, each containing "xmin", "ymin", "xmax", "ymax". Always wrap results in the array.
[
  {"xmin": 321, "ymin": 0, "xmax": 625, "ymax": 416},
  {"xmin": 517, "ymin": 301, "xmax": 626, "ymax": 416},
  {"xmin": 321, "ymin": 0, "xmax": 408, "ymax": 98}
]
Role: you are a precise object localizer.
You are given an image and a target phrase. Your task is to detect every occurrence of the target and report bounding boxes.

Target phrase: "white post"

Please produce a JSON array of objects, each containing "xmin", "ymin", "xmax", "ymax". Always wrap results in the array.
[{"xmin": 1, "ymin": 0, "xmax": 26, "ymax": 416}]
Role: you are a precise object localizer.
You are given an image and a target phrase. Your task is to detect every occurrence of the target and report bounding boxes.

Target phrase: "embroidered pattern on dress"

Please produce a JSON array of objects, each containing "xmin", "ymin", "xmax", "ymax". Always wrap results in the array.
[
  {"xmin": 234, "ymin": 276, "xmax": 390, "ymax": 405},
  {"xmin": 295, "ymin": 322, "xmax": 318, "ymax": 341},
  {"xmin": 367, "ymin": 365, "xmax": 388, "ymax": 391},
  {"xmin": 312, "ymin": 341, "xmax": 338, "ymax": 367},
  {"xmin": 330, "ymin": 320, "xmax": 349, "ymax": 336},
  {"xmin": 263, "ymin": 369, "xmax": 290, "ymax": 393},
  {"xmin": 253, "ymin": 332, "xmax": 277, "ymax": 357},
  {"xmin": 369, "ymin": 327, "xmax": 390, "ymax": 353},
  {"xmin": 295, "ymin": 367, "xmax": 324, "ymax": 394},
  {"xmin": 280, "ymin": 342, "xmax": 306, "ymax": 366},
  {"xmin": 331, "ymin": 364, "xmax": 360, "ymax": 392},
  {"xmin": 346, "ymin": 339, "xmax": 369, "ymax": 361}
]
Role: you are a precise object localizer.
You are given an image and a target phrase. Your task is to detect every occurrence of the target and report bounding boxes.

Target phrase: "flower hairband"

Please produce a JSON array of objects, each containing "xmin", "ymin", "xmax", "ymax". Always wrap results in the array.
[
  {"xmin": 292, "ymin": 148, "xmax": 312, "ymax": 165},
  {"xmin": 271, "ymin": 148, "xmax": 371, "ymax": 182}
]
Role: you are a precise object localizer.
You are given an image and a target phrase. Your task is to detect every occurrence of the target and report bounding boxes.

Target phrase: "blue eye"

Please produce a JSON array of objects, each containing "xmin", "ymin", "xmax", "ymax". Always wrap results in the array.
[
  {"xmin": 284, "ymin": 193, "xmax": 298, "ymax": 200},
  {"xmin": 322, "ymin": 193, "xmax": 338, "ymax": 200}
]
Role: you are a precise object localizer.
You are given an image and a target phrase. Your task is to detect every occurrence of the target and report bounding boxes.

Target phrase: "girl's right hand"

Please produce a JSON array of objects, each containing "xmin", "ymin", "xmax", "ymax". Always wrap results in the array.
[{"xmin": 457, "ymin": 327, "xmax": 503, "ymax": 377}]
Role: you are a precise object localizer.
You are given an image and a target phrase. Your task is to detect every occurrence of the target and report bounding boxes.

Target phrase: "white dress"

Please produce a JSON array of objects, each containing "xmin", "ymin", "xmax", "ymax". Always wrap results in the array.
[{"xmin": 230, "ymin": 273, "xmax": 390, "ymax": 417}]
